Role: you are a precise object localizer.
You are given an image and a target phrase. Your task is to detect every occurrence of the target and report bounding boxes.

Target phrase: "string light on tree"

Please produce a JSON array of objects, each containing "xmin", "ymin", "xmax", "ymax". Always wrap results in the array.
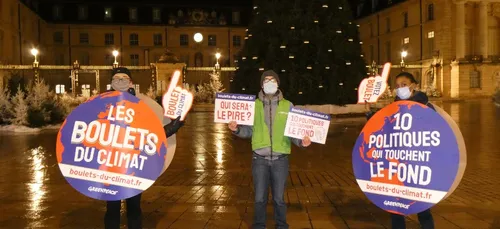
[
  {"xmin": 252, "ymin": 56, "xmax": 258, "ymax": 60},
  {"xmin": 322, "ymin": 4, "xmax": 328, "ymax": 8},
  {"xmin": 259, "ymin": 68, "xmax": 264, "ymax": 71},
  {"xmin": 298, "ymin": 91, "xmax": 303, "ymax": 94},
  {"xmin": 289, "ymin": 55, "xmax": 295, "ymax": 59},
  {"xmin": 318, "ymin": 85, "xmax": 324, "ymax": 88},
  {"xmin": 304, "ymin": 40, "xmax": 310, "ymax": 44},
  {"xmin": 281, "ymin": 69, "xmax": 286, "ymax": 72},
  {"xmin": 253, "ymin": 6, "xmax": 257, "ymax": 9},
  {"xmin": 346, "ymin": 61, "xmax": 352, "ymax": 65},
  {"xmin": 339, "ymin": 6, "xmax": 343, "ymax": 9},
  {"xmin": 290, "ymin": 26, "xmax": 295, "ymax": 30},
  {"xmin": 244, "ymin": 37, "xmax": 248, "ymax": 40},
  {"xmin": 280, "ymin": 45, "xmax": 286, "ymax": 49},
  {"xmin": 314, "ymin": 20, "xmax": 319, "ymax": 23},
  {"xmin": 267, "ymin": 20, "xmax": 273, "ymax": 24},
  {"xmin": 339, "ymin": 83, "xmax": 344, "ymax": 86},
  {"xmin": 359, "ymin": 41, "xmax": 363, "ymax": 44},
  {"xmin": 328, "ymin": 49, "xmax": 332, "ymax": 52},
  {"xmin": 348, "ymin": 38, "xmax": 354, "ymax": 42},
  {"xmin": 336, "ymin": 30, "xmax": 342, "ymax": 33},
  {"xmin": 307, "ymin": 66, "xmax": 312, "ymax": 69},
  {"xmin": 325, "ymin": 66, "xmax": 330, "ymax": 69},
  {"xmin": 242, "ymin": 57, "xmax": 247, "ymax": 60},
  {"xmin": 248, "ymin": 34, "xmax": 253, "ymax": 37}
]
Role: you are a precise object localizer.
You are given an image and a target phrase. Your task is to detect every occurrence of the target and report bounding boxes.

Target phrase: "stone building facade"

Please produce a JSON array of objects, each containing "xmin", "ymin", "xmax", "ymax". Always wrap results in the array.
[{"xmin": 355, "ymin": 0, "xmax": 500, "ymax": 98}]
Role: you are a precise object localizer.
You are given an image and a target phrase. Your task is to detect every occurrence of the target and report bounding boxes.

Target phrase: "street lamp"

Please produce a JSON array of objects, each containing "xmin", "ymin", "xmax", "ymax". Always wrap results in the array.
[
  {"xmin": 214, "ymin": 52, "xmax": 221, "ymax": 73},
  {"xmin": 400, "ymin": 51, "xmax": 408, "ymax": 70},
  {"xmin": 31, "ymin": 48, "xmax": 39, "ymax": 64},
  {"xmin": 194, "ymin": 33, "xmax": 203, "ymax": 43},
  {"xmin": 31, "ymin": 48, "xmax": 39, "ymax": 83},
  {"xmin": 112, "ymin": 50, "xmax": 119, "ymax": 68}
]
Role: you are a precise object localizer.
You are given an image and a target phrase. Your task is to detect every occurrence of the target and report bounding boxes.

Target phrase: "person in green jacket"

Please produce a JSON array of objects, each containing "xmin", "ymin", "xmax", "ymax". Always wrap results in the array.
[{"xmin": 228, "ymin": 70, "xmax": 311, "ymax": 229}]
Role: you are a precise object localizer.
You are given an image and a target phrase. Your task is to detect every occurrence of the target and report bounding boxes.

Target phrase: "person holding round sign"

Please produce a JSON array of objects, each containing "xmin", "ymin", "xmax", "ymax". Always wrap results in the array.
[
  {"xmin": 228, "ymin": 70, "xmax": 311, "ymax": 229},
  {"xmin": 363, "ymin": 72, "xmax": 436, "ymax": 229},
  {"xmin": 56, "ymin": 67, "xmax": 185, "ymax": 229}
]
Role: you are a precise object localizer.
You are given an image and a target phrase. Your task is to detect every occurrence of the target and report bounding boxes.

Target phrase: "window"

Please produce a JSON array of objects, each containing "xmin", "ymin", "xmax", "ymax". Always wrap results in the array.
[
  {"xmin": 105, "ymin": 33, "xmax": 114, "ymax": 45},
  {"xmin": 53, "ymin": 5, "xmax": 62, "ymax": 20},
  {"xmin": 470, "ymin": 70, "xmax": 481, "ymax": 88},
  {"xmin": 80, "ymin": 52, "xmax": 90, "ymax": 65},
  {"xmin": 129, "ymin": 8, "xmax": 138, "ymax": 22},
  {"xmin": 233, "ymin": 36, "xmax": 241, "ymax": 47},
  {"xmin": 153, "ymin": 8, "xmax": 161, "ymax": 22},
  {"xmin": 134, "ymin": 84, "xmax": 140, "ymax": 92},
  {"xmin": 428, "ymin": 4, "xmax": 434, "ymax": 21},
  {"xmin": 53, "ymin": 32, "xmax": 63, "ymax": 44},
  {"xmin": 130, "ymin": 54, "xmax": 139, "ymax": 66},
  {"xmin": 55, "ymin": 53, "xmax": 64, "ymax": 65},
  {"xmin": 78, "ymin": 5, "xmax": 88, "ymax": 20},
  {"xmin": 55, "ymin": 84, "xmax": 65, "ymax": 94},
  {"xmin": 403, "ymin": 12, "xmax": 408, "ymax": 28},
  {"xmin": 79, "ymin": 33, "xmax": 89, "ymax": 44},
  {"xmin": 208, "ymin": 35, "xmax": 216, "ymax": 46},
  {"xmin": 104, "ymin": 7, "xmax": 112, "ymax": 20},
  {"xmin": 385, "ymin": 41, "xmax": 391, "ymax": 62},
  {"xmin": 428, "ymin": 31, "xmax": 435, "ymax": 38},
  {"xmin": 386, "ymin": 17, "xmax": 391, "ymax": 33},
  {"xmin": 403, "ymin": 37, "xmax": 410, "ymax": 44},
  {"xmin": 180, "ymin": 34, "xmax": 188, "ymax": 46},
  {"xmin": 153, "ymin": 34, "xmax": 163, "ymax": 46},
  {"xmin": 232, "ymin": 11, "xmax": 240, "ymax": 24},
  {"xmin": 81, "ymin": 84, "xmax": 91, "ymax": 97},
  {"xmin": 129, "ymin": 33, "xmax": 139, "ymax": 46}
]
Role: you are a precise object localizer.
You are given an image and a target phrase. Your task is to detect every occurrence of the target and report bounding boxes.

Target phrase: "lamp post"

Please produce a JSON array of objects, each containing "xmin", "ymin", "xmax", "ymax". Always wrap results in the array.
[
  {"xmin": 215, "ymin": 52, "xmax": 221, "ymax": 71},
  {"xmin": 194, "ymin": 33, "xmax": 203, "ymax": 67},
  {"xmin": 72, "ymin": 60, "xmax": 80, "ymax": 97},
  {"xmin": 31, "ymin": 48, "xmax": 40, "ymax": 83},
  {"xmin": 400, "ymin": 51, "xmax": 408, "ymax": 71},
  {"xmin": 112, "ymin": 50, "xmax": 119, "ymax": 68}
]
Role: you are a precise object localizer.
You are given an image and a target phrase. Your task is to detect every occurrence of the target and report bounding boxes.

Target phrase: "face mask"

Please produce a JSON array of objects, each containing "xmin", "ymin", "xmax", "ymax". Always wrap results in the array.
[
  {"xmin": 111, "ymin": 78, "xmax": 130, "ymax": 92},
  {"xmin": 263, "ymin": 82, "xmax": 278, "ymax": 95},
  {"xmin": 396, "ymin": 86, "xmax": 412, "ymax": 100}
]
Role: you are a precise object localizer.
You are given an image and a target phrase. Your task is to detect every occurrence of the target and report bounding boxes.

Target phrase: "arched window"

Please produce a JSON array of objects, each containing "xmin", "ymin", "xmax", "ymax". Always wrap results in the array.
[{"xmin": 427, "ymin": 4, "xmax": 434, "ymax": 21}]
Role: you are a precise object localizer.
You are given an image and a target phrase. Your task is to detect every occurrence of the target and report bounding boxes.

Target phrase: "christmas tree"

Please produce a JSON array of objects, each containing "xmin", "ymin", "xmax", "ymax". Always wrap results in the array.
[
  {"xmin": 232, "ymin": 0, "xmax": 367, "ymax": 105},
  {"xmin": 9, "ymin": 86, "xmax": 28, "ymax": 126}
]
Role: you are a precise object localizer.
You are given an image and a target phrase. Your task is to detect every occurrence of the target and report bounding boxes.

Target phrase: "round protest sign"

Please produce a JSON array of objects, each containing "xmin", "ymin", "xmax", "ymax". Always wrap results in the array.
[
  {"xmin": 56, "ymin": 91, "xmax": 168, "ymax": 201},
  {"xmin": 136, "ymin": 93, "xmax": 176, "ymax": 174},
  {"xmin": 352, "ymin": 100, "xmax": 465, "ymax": 215}
]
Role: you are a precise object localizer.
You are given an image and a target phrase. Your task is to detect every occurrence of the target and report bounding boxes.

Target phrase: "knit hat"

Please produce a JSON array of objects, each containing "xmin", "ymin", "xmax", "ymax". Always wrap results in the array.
[
  {"xmin": 111, "ymin": 67, "xmax": 132, "ymax": 81},
  {"xmin": 260, "ymin": 70, "xmax": 280, "ymax": 86}
]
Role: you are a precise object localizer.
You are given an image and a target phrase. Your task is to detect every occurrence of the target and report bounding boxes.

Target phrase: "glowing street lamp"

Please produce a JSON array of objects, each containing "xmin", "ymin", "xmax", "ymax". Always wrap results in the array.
[
  {"xmin": 31, "ymin": 48, "xmax": 39, "ymax": 64},
  {"xmin": 112, "ymin": 50, "xmax": 119, "ymax": 67},
  {"xmin": 400, "ymin": 50, "xmax": 408, "ymax": 70},
  {"xmin": 215, "ymin": 52, "xmax": 221, "ymax": 64}
]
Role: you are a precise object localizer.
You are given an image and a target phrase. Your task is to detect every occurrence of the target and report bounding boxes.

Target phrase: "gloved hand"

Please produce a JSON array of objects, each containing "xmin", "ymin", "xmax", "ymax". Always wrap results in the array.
[{"xmin": 163, "ymin": 116, "xmax": 184, "ymax": 137}]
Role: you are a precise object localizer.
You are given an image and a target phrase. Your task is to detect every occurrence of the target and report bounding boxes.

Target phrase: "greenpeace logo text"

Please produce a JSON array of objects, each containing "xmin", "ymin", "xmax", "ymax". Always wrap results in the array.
[
  {"xmin": 383, "ymin": 200, "xmax": 410, "ymax": 209},
  {"xmin": 88, "ymin": 186, "xmax": 118, "ymax": 195}
]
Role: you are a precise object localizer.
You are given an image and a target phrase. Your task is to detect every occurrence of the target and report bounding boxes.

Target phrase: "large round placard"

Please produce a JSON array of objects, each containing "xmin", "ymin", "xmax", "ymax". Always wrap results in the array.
[
  {"xmin": 352, "ymin": 100, "xmax": 465, "ymax": 215},
  {"xmin": 56, "ymin": 91, "xmax": 168, "ymax": 201}
]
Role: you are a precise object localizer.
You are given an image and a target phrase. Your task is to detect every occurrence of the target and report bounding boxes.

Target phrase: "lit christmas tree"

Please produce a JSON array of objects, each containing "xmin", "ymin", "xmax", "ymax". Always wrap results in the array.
[{"xmin": 232, "ymin": 0, "xmax": 367, "ymax": 105}]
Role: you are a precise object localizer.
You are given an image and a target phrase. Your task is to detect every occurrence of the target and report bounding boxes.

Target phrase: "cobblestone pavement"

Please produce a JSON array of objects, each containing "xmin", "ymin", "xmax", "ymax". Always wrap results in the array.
[{"xmin": 0, "ymin": 99, "xmax": 499, "ymax": 229}]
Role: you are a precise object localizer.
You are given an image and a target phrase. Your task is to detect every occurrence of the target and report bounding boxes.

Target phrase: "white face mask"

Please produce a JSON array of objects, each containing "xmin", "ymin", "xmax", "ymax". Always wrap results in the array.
[
  {"xmin": 396, "ymin": 87, "xmax": 411, "ymax": 99},
  {"xmin": 263, "ymin": 82, "xmax": 278, "ymax": 95}
]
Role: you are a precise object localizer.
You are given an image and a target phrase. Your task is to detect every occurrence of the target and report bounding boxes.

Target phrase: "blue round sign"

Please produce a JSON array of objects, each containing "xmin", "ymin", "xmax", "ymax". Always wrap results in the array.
[
  {"xmin": 352, "ymin": 101, "xmax": 461, "ymax": 215},
  {"xmin": 56, "ymin": 91, "xmax": 168, "ymax": 201}
]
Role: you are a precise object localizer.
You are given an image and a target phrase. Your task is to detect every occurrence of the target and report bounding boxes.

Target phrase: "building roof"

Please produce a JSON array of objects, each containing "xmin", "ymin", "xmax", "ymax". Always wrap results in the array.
[{"xmin": 351, "ymin": 0, "xmax": 408, "ymax": 19}]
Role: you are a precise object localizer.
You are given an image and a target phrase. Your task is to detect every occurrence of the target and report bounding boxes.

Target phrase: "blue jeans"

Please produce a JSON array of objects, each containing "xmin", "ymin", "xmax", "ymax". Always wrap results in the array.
[
  {"xmin": 252, "ymin": 153, "xmax": 289, "ymax": 229},
  {"xmin": 391, "ymin": 209, "xmax": 434, "ymax": 229}
]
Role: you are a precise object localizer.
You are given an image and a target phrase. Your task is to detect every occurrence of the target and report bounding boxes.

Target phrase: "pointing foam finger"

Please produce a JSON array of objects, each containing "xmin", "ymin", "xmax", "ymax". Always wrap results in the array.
[{"xmin": 380, "ymin": 63, "xmax": 391, "ymax": 81}]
